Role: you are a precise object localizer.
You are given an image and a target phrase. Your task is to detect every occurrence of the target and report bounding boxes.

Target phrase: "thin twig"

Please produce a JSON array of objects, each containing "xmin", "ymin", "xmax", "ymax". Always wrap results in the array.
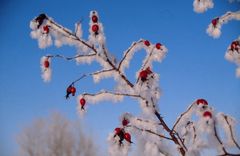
[
  {"xmin": 126, "ymin": 125, "xmax": 172, "ymax": 141},
  {"xmin": 118, "ymin": 39, "xmax": 144, "ymax": 70},
  {"xmin": 172, "ymin": 103, "xmax": 195, "ymax": 131},
  {"xmin": 46, "ymin": 53, "xmax": 96, "ymax": 60},
  {"xmin": 213, "ymin": 120, "xmax": 228, "ymax": 155},
  {"xmin": 223, "ymin": 115, "xmax": 240, "ymax": 150},
  {"xmin": 82, "ymin": 91, "xmax": 145, "ymax": 101}
]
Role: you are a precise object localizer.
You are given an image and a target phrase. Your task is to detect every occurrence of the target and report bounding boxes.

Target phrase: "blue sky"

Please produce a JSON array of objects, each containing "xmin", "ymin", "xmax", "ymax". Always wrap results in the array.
[{"xmin": 0, "ymin": 0, "xmax": 239, "ymax": 156}]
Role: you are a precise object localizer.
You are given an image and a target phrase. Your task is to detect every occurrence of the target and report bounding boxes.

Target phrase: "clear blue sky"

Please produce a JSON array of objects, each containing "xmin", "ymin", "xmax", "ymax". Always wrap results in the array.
[{"xmin": 0, "ymin": 0, "xmax": 239, "ymax": 156}]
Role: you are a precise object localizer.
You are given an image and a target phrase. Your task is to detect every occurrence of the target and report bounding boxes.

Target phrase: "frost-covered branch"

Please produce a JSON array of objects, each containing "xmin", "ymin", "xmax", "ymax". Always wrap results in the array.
[
  {"xmin": 76, "ymin": 90, "xmax": 146, "ymax": 112},
  {"xmin": 207, "ymin": 11, "xmax": 240, "ymax": 38},
  {"xmin": 225, "ymin": 37, "xmax": 240, "ymax": 78},
  {"xmin": 118, "ymin": 39, "xmax": 167, "ymax": 74},
  {"xmin": 46, "ymin": 53, "xmax": 96, "ymax": 61},
  {"xmin": 172, "ymin": 102, "xmax": 195, "ymax": 132},
  {"xmin": 127, "ymin": 125, "xmax": 172, "ymax": 141}
]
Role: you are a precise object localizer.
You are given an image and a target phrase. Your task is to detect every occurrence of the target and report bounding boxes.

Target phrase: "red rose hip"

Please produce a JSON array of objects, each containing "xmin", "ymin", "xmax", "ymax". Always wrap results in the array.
[
  {"xmin": 43, "ymin": 25, "xmax": 49, "ymax": 34},
  {"xmin": 92, "ymin": 15, "xmax": 98, "ymax": 23},
  {"xmin": 144, "ymin": 40, "xmax": 150, "ymax": 46},
  {"xmin": 80, "ymin": 98, "xmax": 86, "ymax": 107},
  {"xmin": 44, "ymin": 60, "xmax": 50, "ymax": 68},
  {"xmin": 124, "ymin": 133, "xmax": 132, "ymax": 143},
  {"xmin": 92, "ymin": 24, "xmax": 99, "ymax": 33},
  {"xmin": 203, "ymin": 111, "xmax": 212, "ymax": 118},
  {"xmin": 196, "ymin": 99, "xmax": 208, "ymax": 105},
  {"xmin": 122, "ymin": 119, "xmax": 129, "ymax": 126},
  {"xmin": 211, "ymin": 18, "xmax": 219, "ymax": 27},
  {"xmin": 156, "ymin": 43, "xmax": 162, "ymax": 49},
  {"xmin": 70, "ymin": 87, "xmax": 76, "ymax": 96}
]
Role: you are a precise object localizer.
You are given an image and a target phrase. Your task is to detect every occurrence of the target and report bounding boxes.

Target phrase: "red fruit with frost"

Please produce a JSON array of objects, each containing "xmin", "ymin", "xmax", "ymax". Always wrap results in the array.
[
  {"xmin": 231, "ymin": 41, "xmax": 239, "ymax": 51},
  {"xmin": 43, "ymin": 25, "xmax": 49, "ymax": 34},
  {"xmin": 44, "ymin": 60, "xmax": 50, "ymax": 68},
  {"xmin": 156, "ymin": 43, "xmax": 162, "ymax": 49},
  {"xmin": 144, "ymin": 40, "xmax": 150, "ymax": 46},
  {"xmin": 211, "ymin": 18, "xmax": 219, "ymax": 27},
  {"xmin": 203, "ymin": 111, "xmax": 212, "ymax": 118},
  {"xmin": 80, "ymin": 98, "xmax": 86, "ymax": 107},
  {"xmin": 92, "ymin": 15, "xmax": 98, "ymax": 23},
  {"xmin": 124, "ymin": 133, "xmax": 132, "ymax": 143},
  {"xmin": 114, "ymin": 128, "xmax": 121, "ymax": 135},
  {"xmin": 70, "ymin": 87, "xmax": 76, "ymax": 96},
  {"xmin": 139, "ymin": 70, "xmax": 148, "ymax": 81},
  {"xmin": 67, "ymin": 86, "xmax": 72, "ymax": 93},
  {"xmin": 92, "ymin": 24, "xmax": 99, "ymax": 33},
  {"xmin": 122, "ymin": 119, "xmax": 129, "ymax": 126},
  {"xmin": 196, "ymin": 99, "xmax": 208, "ymax": 105}
]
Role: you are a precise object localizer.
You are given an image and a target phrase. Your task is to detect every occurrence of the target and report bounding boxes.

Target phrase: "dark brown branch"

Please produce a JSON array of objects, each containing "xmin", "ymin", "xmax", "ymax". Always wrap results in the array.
[
  {"xmin": 217, "ymin": 153, "xmax": 240, "ymax": 156},
  {"xmin": 141, "ymin": 47, "xmax": 155, "ymax": 69},
  {"xmin": 135, "ymin": 118, "xmax": 161, "ymax": 126},
  {"xmin": 101, "ymin": 45, "xmax": 135, "ymax": 88},
  {"xmin": 46, "ymin": 17, "xmax": 98, "ymax": 54},
  {"xmin": 154, "ymin": 111, "xmax": 186, "ymax": 156},
  {"xmin": 91, "ymin": 69, "xmax": 114, "ymax": 76},
  {"xmin": 127, "ymin": 125, "xmax": 172, "ymax": 141},
  {"xmin": 46, "ymin": 53, "xmax": 96, "ymax": 60},
  {"xmin": 118, "ymin": 39, "xmax": 144, "ymax": 70},
  {"xmin": 181, "ymin": 121, "xmax": 196, "ymax": 145},
  {"xmin": 213, "ymin": 120, "xmax": 228, "ymax": 155},
  {"xmin": 172, "ymin": 103, "xmax": 194, "ymax": 131},
  {"xmin": 193, "ymin": 124, "xmax": 197, "ymax": 143},
  {"xmin": 223, "ymin": 115, "xmax": 240, "ymax": 150},
  {"xmin": 82, "ymin": 91, "xmax": 146, "ymax": 101},
  {"xmin": 45, "ymin": 15, "xmax": 135, "ymax": 88}
]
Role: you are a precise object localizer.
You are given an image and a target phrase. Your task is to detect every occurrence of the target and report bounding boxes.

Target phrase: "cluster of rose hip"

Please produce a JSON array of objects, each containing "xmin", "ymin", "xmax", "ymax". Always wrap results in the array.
[
  {"xmin": 91, "ymin": 12, "xmax": 100, "ymax": 35},
  {"xmin": 113, "ymin": 118, "xmax": 132, "ymax": 145},
  {"xmin": 109, "ymin": 98, "xmax": 213, "ymax": 147}
]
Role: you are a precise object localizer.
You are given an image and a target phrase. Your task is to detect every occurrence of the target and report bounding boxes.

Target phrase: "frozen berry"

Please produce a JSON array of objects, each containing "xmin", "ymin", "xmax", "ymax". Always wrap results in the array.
[
  {"xmin": 124, "ymin": 133, "xmax": 132, "ymax": 143},
  {"xmin": 80, "ymin": 98, "xmax": 86, "ymax": 107},
  {"xmin": 92, "ymin": 24, "xmax": 99, "ymax": 33},
  {"xmin": 114, "ymin": 128, "xmax": 121, "ymax": 135},
  {"xmin": 139, "ymin": 70, "xmax": 148, "ymax": 81},
  {"xmin": 156, "ymin": 43, "xmax": 162, "ymax": 49},
  {"xmin": 231, "ymin": 41, "xmax": 239, "ymax": 51},
  {"xmin": 92, "ymin": 15, "xmax": 98, "ymax": 23},
  {"xmin": 122, "ymin": 119, "xmax": 129, "ymax": 126},
  {"xmin": 144, "ymin": 40, "xmax": 150, "ymax": 46},
  {"xmin": 203, "ymin": 111, "xmax": 212, "ymax": 118},
  {"xmin": 211, "ymin": 18, "xmax": 219, "ymax": 27},
  {"xmin": 43, "ymin": 25, "xmax": 49, "ymax": 34},
  {"xmin": 196, "ymin": 99, "xmax": 208, "ymax": 105},
  {"xmin": 70, "ymin": 87, "xmax": 76, "ymax": 96},
  {"xmin": 44, "ymin": 60, "xmax": 50, "ymax": 68}
]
